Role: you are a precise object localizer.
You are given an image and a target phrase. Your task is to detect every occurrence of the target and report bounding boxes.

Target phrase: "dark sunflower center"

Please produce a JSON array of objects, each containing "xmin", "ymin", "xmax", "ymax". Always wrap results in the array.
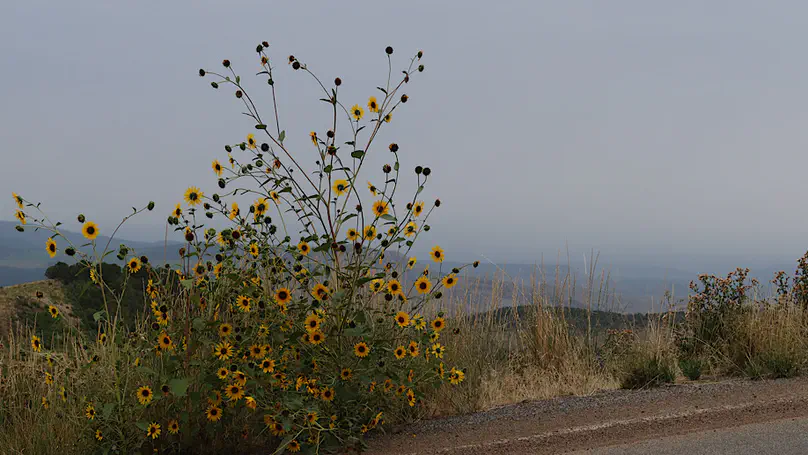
[
  {"xmin": 163, "ymin": 337, "xmax": 169, "ymax": 344},
  {"xmin": 279, "ymin": 291, "xmax": 288, "ymax": 299},
  {"xmin": 354, "ymin": 110, "xmax": 360, "ymax": 116},
  {"xmin": 87, "ymin": 227, "xmax": 95, "ymax": 234},
  {"xmin": 435, "ymin": 252, "xmax": 441, "ymax": 257},
  {"xmin": 190, "ymin": 193, "xmax": 197, "ymax": 200},
  {"xmin": 49, "ymin": 244, "xmax": 55, "ymax": 251},
  {"xmin": 142, "ymin": 390, "xmax": 149, "ymax": 396},
  {"xmin": 420, "ymin": 283, "xmax": 427, "ymax": 289}
]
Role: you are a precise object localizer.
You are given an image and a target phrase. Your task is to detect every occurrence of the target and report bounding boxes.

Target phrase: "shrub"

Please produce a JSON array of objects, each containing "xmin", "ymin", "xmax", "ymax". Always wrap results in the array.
[
  {"xmin": 678, "ymin": 357, "xmax": 702, "ymax": 381},
  {"xmin": 6, "ymin": 43, "xmax": 469, "ymax": 454},
  {"xmin": 619, "ymin": 351, "xmax": 675, "ymax": 389}
]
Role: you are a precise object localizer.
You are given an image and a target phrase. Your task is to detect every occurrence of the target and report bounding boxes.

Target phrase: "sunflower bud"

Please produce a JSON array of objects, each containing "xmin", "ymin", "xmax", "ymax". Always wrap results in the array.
[
  {"xmin": 382, "ymin": 164, "xmax": 392, "ymax": 174},
  {"xmin": 65, "ymin": 247, "xmax": 75, "ymax": 256},
  {"xmin": 255, "ymin": 160, "xmax": 263, "ymax": 167},
  {"xmin": 235, "ymin": 90, "xmax": 243, "ymax": 98},
  {"xmin": 401, "ymin": 94, "xmax": 408, "ymax": 103},
  {"xmin": 77, "ymin": 214, "xmax": 85, "ymax": 223},
  {"xmin": 267, "ymin": 78, "xmax": 274, "ymax": 86},
  {"xmin": 199, "ymin": 69, "xmax": 206, "ymax": 77},
  {"xmin": 262, "ymin": 41, "xmax": 269, "ymax": 48},
  {"xmin": 211, "ymin": 82, "xmax": 219, "ymax": 89},
  {"xmin": 417, "ymin": 50, "xmax": 423, "ymax": 59},
  {"xmin": 256, "ymin": 44, "xmax": 263, "ymax": 52},
  {"xmin": 261, "ymin": 143, "xmax": 269, "ymax": 152},
  {"xmin": 327, "ymin": 130, "xmax": 335, "ymax": 138},
  {"xmin": 422, "ymin": 167, "xmax": 431, "ymax": 176},
  {"xmin": 424, "ymin": 225, "xmax": 431, "ymax": 231},
  {"xmin": 222, "ymin": 59, "xmax": 230, "ymax": 68},
  {"xmin": 434, "ymin": 199, "xmax": 441, "ymax": 207},
  {"xmin": 141, "ymin": 256, "xmax": 148, "ymax": 264},
  {"xmin": 473, "ymin": 261, "xmax": 480, "ymax": 268},
  {"xmin": 147, "ymin": 201, "xmax": 155, "ymax": 211},
  {"xmin": 418, "ymin": 65, "xmax": 424, "ymax": 72},
  {"xmin": 435, "ymin": 292, "xmax": 443, "ymax": 299},
  {"xmin": 389, "ymin": 143, "xmax": 399, "ymax": 152},
  {"xmin": 239, "ymin": 143, "xmax": 246, "ymax": 151},
  {"xmin": 415, "ymin": 166, "xmax": 423, "ymax": 174},
  {"xmin": 225, "ymin": 145, "xmax": 232, "ymax": 152},
  {"xmin": 292, "ymin": 61, "xmax": 301, "ymax": 70},
  {"xmin": 15, "ymin": 225, "xmax": 24, "ymax": 232},
  {"xmin": 212, "ymin": 193, "xmax": 220, "ymax": 202}
]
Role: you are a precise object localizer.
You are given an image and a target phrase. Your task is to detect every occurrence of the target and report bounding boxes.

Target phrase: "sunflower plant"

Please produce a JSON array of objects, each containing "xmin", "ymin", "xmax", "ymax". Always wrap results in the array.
[{"xmin": 9, "ymin": 42, "xmax": 470, "ymax": 454}]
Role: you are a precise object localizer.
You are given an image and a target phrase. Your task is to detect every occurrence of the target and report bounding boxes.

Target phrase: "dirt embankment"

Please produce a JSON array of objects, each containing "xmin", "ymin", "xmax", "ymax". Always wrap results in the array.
[{"xmin": 366, "ymin": 377, "xmax": 808, "ymax": 454}]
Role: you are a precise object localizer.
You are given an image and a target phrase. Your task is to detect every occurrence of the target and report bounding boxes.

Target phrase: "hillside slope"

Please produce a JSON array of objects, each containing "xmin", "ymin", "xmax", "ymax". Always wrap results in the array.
[{"xmin": 0, "ymin": 279, "xmax": 77, "ymax": 337}]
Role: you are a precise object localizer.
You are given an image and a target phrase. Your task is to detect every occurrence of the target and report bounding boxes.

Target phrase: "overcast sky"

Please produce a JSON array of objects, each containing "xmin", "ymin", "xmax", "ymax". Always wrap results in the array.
[{"xmin": 2, "ymin": 1, "xmax": 808, "ymax": 270}]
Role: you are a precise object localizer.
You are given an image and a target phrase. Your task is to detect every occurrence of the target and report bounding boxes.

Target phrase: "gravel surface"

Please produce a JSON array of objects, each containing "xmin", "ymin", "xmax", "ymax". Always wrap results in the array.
[{"xmin": 365, "ymin": 377, "xmax": 808, "ymax": 454}]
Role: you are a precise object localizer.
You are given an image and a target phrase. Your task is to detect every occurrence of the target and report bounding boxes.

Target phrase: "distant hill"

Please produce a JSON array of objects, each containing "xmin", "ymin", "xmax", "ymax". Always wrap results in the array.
[
  {"xmin": 0, "ymin": 266, "xmax": 46, "ymax": 286},
  {"xmin": 0, "ymin": 221, "xmax": 183, "ymax": 270}
]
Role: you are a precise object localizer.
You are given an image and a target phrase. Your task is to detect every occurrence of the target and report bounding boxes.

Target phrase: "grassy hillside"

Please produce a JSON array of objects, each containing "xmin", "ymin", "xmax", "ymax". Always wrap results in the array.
[{"xmin": 0, "ymin": 279, "xmax": 79, "ymax": 340}]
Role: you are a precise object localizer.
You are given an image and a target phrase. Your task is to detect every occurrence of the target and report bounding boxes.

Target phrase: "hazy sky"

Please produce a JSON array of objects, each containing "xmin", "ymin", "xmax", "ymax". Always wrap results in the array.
[{"xmin": 3, "ymin": 1, "xmax": 808, "ymax": 269}]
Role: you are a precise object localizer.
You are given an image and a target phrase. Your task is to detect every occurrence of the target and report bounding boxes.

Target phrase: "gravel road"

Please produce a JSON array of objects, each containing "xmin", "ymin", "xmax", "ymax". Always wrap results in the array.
[{"xmin": 366, "ymin": 377, "xmax": 808, "ymax": 454}]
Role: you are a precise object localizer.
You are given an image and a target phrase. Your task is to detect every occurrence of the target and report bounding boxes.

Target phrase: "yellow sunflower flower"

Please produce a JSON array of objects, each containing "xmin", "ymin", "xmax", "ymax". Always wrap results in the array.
[
  {"xmin": 12, "ymin": 192, "xmax": 23, "ymax": 209},
  {"xmin": 387, "ymin": 279, "xmax": 402, "ymax": 296},
  {"xmin": 275, "ymin": 287, "xmax": 292, "ymax": 305},
  {"xmin": 31, "ymin": 335, "xmax": 42, "ymax": 352},
  {"xmin": 449, "ymin": 367, "xmax": 465, "ymax": 385},
  {"xmin": 372, "ymin": 200, "xmax": 389, "ymax": 217},
  {"xmin": 354, "ymin": 342, "xmax": 370, "ymax": 358},
  {"xmin": 394, "ymin": 311, "xmax": 410, "ymax": 327},
  {"xmin": 212, "ymin": 160, "xmax": 223, "ymax": 176},
  {"xmin": 414, "ymin": 276, "xmax": 432, "ymax": 294},
  {"xmin": 146, "ymin": 422, "xmax": 161, "ymax": 439},
  {"xmin": 137, "ymin": 386, "xmax": 153, "ymax": 405},
  {"xmin": 367, "ymin": 96, "xmax": 379, "ymax": 113},
  {"xmin": 229, "ymin": 202, "xmax": 239, "ymax": 220},
  {"xmin": 206, "ymin": 405, "xmax": 223, "ymax": 422},
  {"xmin": 413, "ymin": 201, "xmax": 425, "ymax": 217},
  {"xmin": 184, "ymin": 186, "xmax": 203, "ymax": 206},
  {"xmin": 350, "ymin": 104, "xmax": 364, "ymax": 121},
  {"xmin": 82, "ymin": 221, "xmax": 99, "ymax": 240},
  {"xmin": 442, "ymin": 273, "xmax": 458, "ymax": 289},
  {"xmin": 363, "ymin": 225, "xmax": 376, "ymax": 240},
  {"xmin": 430, "ymin": 245, "xmax": 445, "ymax": 263},
  {"xmin": 127, "ymin": 257, "xmax": 141, "ymax": 273},
  {"xmin": 14, "ymin": 210, "xmax": 26, "ymax": 225},
  {"xmin": 332, "ymin": 179, "xmax": 349, "ymax": 196},
  {"xmin": 45, "ymin": 238, "xmax": 57, "ymax": 258},
  {"xmin": 297, "ymin": 241, "xmax": 310, "ymax": 256}
]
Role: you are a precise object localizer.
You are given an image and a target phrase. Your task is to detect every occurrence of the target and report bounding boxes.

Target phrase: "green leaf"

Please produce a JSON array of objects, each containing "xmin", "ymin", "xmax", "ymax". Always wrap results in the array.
[
  {"xmin": 323, "ymin": 165, "xmax": 333, "ymax": 173},
  {"xmin": 135, "ymin": 421, "xmax": 149, "ymax": 431},
  {"xmin": 380, "ymin": 214, "xmax": 396, "ymax": 222},
  {"xmin": 235, "ymin": 75, "xmax": 240, "ymax": 84},
  {"xmin": 394, "ymin": 162, "xmax": 399, "ymax": 171},
  {"xmin": 192, "ymin": 317, "xmax": 205, "ymax": 332},
  {"xmin": 102, "ymin": 402, "xmax": 115, "ymax": 419},
  {"xmin": 255, "ymin": 124, "xmax": 267, "ymax": 130},
  {"xmin": 279, "ymin": 130, "xmax": 286, "ymax": 142},
  {"xmin": 169, "ymin": 378, "xmax": 191, "ymax": 397},
  {"xmin": 351, "ymin": 150, "xmax": 365, "ymax": 159},
  {"xmin": 92, "ymin": 311, "xmax": 104, "ymax": 322},
  {"xmin": 180, "ymin": 279, "xmax": 194, "ymax": 289}
]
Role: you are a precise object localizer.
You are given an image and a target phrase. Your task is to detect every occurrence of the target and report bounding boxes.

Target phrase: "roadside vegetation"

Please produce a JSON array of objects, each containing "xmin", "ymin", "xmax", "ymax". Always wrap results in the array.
[{"xmin": 4, "ymin": 40, "xmax": 808, "ymax": 455}]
